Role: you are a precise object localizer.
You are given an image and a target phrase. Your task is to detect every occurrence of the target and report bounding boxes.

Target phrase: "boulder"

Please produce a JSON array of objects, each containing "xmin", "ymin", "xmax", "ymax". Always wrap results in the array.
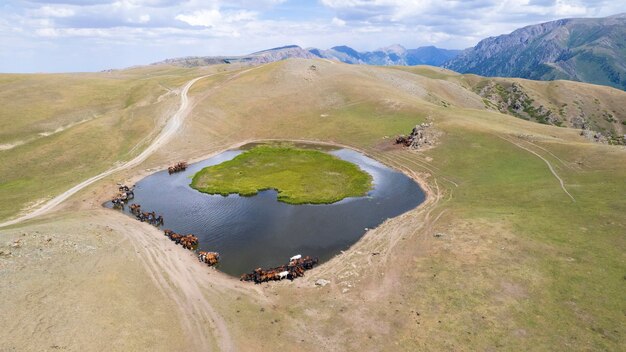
[{"xmin": 315, "ymin": 279, "xmax": 330, "ymax": 287}]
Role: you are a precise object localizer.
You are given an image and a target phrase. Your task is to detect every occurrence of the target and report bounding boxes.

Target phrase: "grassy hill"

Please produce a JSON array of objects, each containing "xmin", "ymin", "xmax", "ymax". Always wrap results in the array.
[
  {"xmin": 0, "ymin": 59, "xmax": 624, "ymax": 351},
  {"xmin": 0, "ymin": 65, "xmax": 224, "ymax": 220},
  {"xmin": 171, "ymin": 59, "xmax": 626, "ymax": 350},
  {"xmin": 389, "ymin": 65, "xmax": 626, "ymax": 144}
]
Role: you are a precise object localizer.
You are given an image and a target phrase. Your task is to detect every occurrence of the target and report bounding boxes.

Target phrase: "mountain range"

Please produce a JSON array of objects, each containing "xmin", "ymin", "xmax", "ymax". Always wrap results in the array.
[
  {"xmin": 309, "ymin": 44, "xmax": 460, "ymax": 66},
  {"xmin": 158, "ymin": 44, "xmax": 461, "ymax": 68},
  {"xmin": 158, "ymin": 14, "xmax": 626, "ymax": 91},
  {"xmin": 445, "ymin": 13, "xmax": 626, "ymax": 90}
]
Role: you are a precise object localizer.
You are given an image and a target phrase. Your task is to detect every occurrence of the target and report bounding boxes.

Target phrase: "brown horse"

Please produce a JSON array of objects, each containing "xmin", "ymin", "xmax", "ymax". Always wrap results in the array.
[
  {"xmin": 240, "ymin": 255, "xmax": 319, "ymax": 283},
  {"xmin": 198, "ymin": 251, "xmax": 219, "ymax": 266},
  {"xmin": 168, "ymin": 161, "xmax": 188, "ymax": 174}
]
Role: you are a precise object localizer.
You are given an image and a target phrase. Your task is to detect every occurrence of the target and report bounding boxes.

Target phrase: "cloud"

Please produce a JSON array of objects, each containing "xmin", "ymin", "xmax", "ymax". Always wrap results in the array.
[
  {"xmin": 331, "ymin": 17, "xmax": 346, "ymax": 26},
  {"xmin": 1, "ymin": 0, "xmax": 624, "ymax": 72},
  {"xmin": 175, "ymin": 8, "xmax": 256, "ymax": 29},
  {"xmin": 175, "ymin": 9, "xmax": 223, "ymax": 27},
  {"xmin": 35, "ymin": 5, "xmax": 75, "ymax": 17}
]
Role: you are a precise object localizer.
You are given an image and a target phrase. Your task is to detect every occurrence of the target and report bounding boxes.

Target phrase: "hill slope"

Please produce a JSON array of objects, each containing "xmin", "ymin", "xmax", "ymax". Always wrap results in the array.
[
  {"xmin": 444, "ymin": 14, "xmax": 626, "ymax": 90},
  {"xmin": 1, "ymin": 59, "xmax": 625, "ymax": 351}
]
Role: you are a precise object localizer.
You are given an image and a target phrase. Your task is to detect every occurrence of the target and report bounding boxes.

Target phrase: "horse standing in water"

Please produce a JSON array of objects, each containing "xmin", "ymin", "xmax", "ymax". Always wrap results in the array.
[
  {"xmin": 198, "ymin": 251, "xmax": 220, "ymax": 266},
  {"xmin": 240, "ymin": 255, "xmax": 319, "ymax": 283},
  {"xmin": 168, "ymin": 161, "xmax": 188, "ymax": 174}
]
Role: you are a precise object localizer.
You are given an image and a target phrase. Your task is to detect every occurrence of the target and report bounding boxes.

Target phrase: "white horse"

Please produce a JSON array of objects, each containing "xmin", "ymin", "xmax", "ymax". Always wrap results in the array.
[
  {"xmin": 278, "ymin": 271, "xmax": 289, "ymax": 280},
  {"xmin": 290, "ymin": 254, "xmax": 302, "ymax": 261}
]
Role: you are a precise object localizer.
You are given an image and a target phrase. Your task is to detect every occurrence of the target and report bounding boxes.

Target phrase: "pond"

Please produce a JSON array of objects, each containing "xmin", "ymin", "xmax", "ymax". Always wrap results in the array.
[{"xmin": 108, "ymin": 144, "xmax": 425, "ymax": 277}]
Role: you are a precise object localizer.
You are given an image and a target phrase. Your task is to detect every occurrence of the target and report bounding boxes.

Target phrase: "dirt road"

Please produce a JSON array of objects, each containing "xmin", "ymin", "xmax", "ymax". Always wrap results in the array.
[{"xmin": 0, "ymin": 74, "xmax": 212, "ymax": 228}]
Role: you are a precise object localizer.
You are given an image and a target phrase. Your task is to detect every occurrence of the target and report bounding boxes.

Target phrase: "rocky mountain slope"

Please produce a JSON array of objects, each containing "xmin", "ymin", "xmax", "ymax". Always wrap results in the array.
[
  {"xmin": 390, "ymin": 65, "xmax": 625, "ymax": 145},
  {"xmin": 444, "ymin": 14, "xmax": 626, "ymax": 90},
  {"xmin": 468, "ymin": 77, "xmax": 626, "ymax": 144}
]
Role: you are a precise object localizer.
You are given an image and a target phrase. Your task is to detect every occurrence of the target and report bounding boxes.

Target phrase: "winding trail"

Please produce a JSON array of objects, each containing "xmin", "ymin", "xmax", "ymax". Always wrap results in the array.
[
  {"xmin": 0, "ymin": 74, "xmax": 213, "ymax": 228},
  {"xmin": 1, "ymin": 66, "xmax": 268, "ymax": 349},
  {"xmin": 117, "ymin": 216, "xmax": 235, "ymax": 352},
  {"xmin": 498, "ymin": 135, "xmax": 576, "ymax": 202}
]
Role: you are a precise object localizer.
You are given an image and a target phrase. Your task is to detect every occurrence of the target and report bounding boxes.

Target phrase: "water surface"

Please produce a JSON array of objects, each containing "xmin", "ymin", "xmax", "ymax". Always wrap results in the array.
[{"xmin": 108, "ymin": 146, "xmax": 425, "ymax": 276}]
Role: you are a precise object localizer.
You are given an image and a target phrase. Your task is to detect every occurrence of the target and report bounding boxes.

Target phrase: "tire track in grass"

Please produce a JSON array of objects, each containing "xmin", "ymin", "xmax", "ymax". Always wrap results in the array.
[{"xmin": 497, "ymin": 134, "xmax": 576, "ymax": 202}]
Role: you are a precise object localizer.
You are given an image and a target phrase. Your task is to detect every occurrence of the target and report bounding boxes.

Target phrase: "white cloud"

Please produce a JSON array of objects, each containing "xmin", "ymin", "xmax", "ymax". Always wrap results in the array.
[
  {"xmin": 35, "ymin": 27, "xmax": 59, "ymax": 37},
  {"xmin": 176, "ymin": 9, "xmax": 222, "ymax": 27},
  {"xmin": 1, "ymin": 0, "xmax": 624, "ymax": 72},
  {"xmin": 175, "ymin": 9, "xmax": 256, "ymax": 28},
  {"xmin": 36, "ymin": 6, "xmax": 76, "ymax": 18},
  {"xmin": 331, "ymin": 17, "xmax": 346, "ymax": 26}
]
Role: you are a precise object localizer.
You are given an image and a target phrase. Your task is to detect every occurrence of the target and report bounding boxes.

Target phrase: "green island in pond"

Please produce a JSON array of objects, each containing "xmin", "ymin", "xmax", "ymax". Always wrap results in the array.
[{"xmin": 190, "ymin": 145, "xmax": 373, "ymax": 204}]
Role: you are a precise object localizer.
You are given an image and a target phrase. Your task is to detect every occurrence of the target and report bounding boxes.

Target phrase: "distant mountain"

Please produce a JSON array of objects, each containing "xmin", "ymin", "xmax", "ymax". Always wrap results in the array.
[
  {"xmin": 309, "ymin": 44, "xmax": 460, "ymax": 66},
  {"xmin": 158, "ymin": 45, "xmax": 317, "ymax": 67},
  {"xmin": 245, "ymin": 45, "xmax": 318, "ymax": 63},
  {"xmin": 444, "ymin": 14, "xmax": 626, "ymax": 90},
  {"xmin": 157, "ymin": 44, "xmax": 460, "ymax": 68}
]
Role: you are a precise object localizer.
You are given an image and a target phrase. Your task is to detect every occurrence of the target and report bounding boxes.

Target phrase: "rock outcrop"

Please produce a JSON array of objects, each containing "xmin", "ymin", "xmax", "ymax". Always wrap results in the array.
[{"xmin": 395, "ymin": 123, "xmax": 438, "ymax": 150}]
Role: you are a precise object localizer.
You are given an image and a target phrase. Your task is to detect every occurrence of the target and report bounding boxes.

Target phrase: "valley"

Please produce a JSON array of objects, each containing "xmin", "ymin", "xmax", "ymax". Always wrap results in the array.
[{"xmin": 1, "ymin": 59, "xmax": 624, "ymax": 351}]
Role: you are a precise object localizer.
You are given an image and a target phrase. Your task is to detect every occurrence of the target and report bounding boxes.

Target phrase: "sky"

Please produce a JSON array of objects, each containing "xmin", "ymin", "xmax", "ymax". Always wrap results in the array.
[{"xmin": 0, "ymin": 0, "xmax": 623, "ymax": 73}]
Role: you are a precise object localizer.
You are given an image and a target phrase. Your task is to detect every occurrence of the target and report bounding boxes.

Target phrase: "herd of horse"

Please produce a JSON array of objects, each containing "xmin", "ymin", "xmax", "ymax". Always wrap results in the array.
[
  {"xmin": 111, "ymin": 184, "xmax": 135, "ymax": 208},
  {"xmin": 163, "ymin": 229, "xmax": 220, "ymax": 266},
  {"xmin": 240, "ymin": 254, "xmax": 319, "ymax": 283},
  {"xmin": 168, "ymin": 161, "xmax": 188, "ymax": 174},
  {"xmin": 128, "ymin": 203, "xmax": 164, "ymax": 226},
  {"xmin": 163, "ymin": 229, "xmax": 199, "ymax": 250},
  {"xmin": 109, "ymin": 162, "xmax": 321, "ymax": 282},
  {"xmin": 110, "ymin": 179, "xmax": 222, "ymax": 268}
]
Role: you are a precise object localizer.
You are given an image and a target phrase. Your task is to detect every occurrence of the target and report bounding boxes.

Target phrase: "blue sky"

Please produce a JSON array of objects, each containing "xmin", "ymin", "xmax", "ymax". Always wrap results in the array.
[{"xmin": 0, "ymin": 0, "xmax": 623, "ymax": 72}]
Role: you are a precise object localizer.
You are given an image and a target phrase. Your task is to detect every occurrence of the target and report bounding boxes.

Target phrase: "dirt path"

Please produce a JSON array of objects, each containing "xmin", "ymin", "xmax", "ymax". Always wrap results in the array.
[
  {"xmin": 0, "ymin": 74, "xmax": 213, "ymax": 228},
  {"xmin": 498, "ymin": 134, "xmax": 576, "ymax": 202},
  {"xmin": 0, "ymin": 66, "xmax": 269, "ymax": 349},
  {"xmin": 115, "ymin": 216, "xmax": 236, "ymax": 351}
]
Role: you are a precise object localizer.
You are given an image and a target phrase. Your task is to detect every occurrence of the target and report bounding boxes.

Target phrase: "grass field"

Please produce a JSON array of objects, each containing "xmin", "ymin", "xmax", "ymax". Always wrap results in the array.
[
  {"xmin": 1, "ymin": 59, "xmax": 624, "ymax": 351},
  {"xmin": 0, "ymin": 64, "xmax": 236, "ymax": 221},
  {"xmin": 190, "ymin": 145, "xmax": 372, "ymax": 204},
  {"xmin": 178, "ymin": 60, "xmax": 625, "ymax": 350}
]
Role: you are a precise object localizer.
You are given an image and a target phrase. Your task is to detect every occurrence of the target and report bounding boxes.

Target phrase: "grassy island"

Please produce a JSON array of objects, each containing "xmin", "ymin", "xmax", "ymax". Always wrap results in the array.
[{"xmin": 190, "ymin": 145, "xmax": 373, "ymax": 204}]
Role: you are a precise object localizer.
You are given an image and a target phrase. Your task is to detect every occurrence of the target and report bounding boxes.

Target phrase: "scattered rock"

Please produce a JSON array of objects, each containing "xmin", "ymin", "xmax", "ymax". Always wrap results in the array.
[
  {"xmin": 395, "ymin": 123, "xmax": 439, "ymax": 150},
  {"xmin": 580, "ymin": 129, "xmax": 614, "ymax": 144},
  {"xmin": 477, "ymin": 81, "xmax": 561, "ymax": 125},
  {"xmin": 315, "ymin": 279, "xmax": 330, "ymax": 287}
]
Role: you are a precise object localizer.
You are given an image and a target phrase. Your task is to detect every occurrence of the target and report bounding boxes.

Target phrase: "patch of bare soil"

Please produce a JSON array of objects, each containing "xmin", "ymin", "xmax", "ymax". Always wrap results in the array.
[{"xmin": 0, "ymin": 212, "xmax": 193, "ymax": 351}]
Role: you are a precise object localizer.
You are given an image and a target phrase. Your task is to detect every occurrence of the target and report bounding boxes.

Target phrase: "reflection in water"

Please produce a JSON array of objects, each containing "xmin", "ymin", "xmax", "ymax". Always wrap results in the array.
[{"xmin": 108, "ymin": 147, "xmax": 425, "ymax": 276}]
